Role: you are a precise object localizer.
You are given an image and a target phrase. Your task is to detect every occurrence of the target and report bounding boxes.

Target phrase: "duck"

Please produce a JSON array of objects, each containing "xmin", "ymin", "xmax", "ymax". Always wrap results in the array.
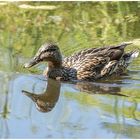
[{"xmin": 24, "ymin": 42, "xmax": 139, "ymax": 81}]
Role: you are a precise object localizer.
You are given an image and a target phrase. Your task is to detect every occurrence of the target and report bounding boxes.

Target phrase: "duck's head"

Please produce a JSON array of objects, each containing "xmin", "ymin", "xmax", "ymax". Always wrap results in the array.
[
  {"xmin": 22, "ymin": 91, "xmax": 55, "ymax": 112},
  {"xmin": 24, "ymin": 43, "xmax": 62, "ymax": 68}
]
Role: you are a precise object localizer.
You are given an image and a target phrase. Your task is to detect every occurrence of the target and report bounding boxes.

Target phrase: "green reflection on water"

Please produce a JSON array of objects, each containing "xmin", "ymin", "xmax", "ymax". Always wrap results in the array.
[
  {"xmin": 0, "ymin": 2, "xmax": 140, "ymax": 73},
  {"xmin": 0, "ymin": 2, "xmax": 140, "ymax": 57}
]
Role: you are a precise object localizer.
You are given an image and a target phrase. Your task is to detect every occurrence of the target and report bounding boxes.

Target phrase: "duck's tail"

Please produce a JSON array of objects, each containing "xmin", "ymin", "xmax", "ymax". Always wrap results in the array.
[
  {"xmin": 123, "ymin": 49, "xmax": 139, "ymax": 64},
  {"xmin": 119, "ymin": 42, "xmax": 133, "ymax": 49},
  {"xmin": 109, "ymin": 42, "xmax": 133, "ymax": 49},
  {"xmin": 111, "ymin": 50, "xmax": 139, "ymax": 75}
]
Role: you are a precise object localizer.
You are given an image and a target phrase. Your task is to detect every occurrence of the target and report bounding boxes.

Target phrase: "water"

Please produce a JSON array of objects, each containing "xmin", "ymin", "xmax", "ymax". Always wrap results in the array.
[{"xmin": 0, "ymin": 1, "xmax": 140, "ymax": 139}]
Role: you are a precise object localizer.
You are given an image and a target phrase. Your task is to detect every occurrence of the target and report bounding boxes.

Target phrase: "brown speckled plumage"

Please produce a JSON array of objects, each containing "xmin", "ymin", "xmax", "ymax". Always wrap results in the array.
[{"xmin": 24, "ymin": 42, "xmax": 139, "ymax": 81}]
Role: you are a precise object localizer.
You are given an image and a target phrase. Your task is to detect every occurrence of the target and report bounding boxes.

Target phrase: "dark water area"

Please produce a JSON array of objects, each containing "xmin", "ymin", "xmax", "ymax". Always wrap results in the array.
[{"xmin": 0, "ymin": 1, "xmax": 140, "ymax": 138}]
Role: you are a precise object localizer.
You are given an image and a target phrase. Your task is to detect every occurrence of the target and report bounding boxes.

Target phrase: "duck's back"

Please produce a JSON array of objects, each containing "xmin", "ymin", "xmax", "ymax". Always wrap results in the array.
[
  {"xmin": 63, "ymin": 43, "xmax": 128, "ymax": 69},
  {"xmin": 62, "ymin": 43, "xmax": 138, "ymax": 80}
]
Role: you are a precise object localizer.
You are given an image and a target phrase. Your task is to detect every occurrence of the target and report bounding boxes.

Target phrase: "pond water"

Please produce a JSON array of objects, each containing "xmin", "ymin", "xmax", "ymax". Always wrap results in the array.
[{"xmin": 0, "ymin": 1, "xmax": 140, "ymax": 139}]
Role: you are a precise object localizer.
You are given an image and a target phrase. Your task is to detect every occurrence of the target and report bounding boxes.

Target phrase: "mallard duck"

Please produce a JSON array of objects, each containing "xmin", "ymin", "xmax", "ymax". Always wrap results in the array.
[{"xmin": 24, "ymin": 42, "xmax": 139, "ymax": 81}]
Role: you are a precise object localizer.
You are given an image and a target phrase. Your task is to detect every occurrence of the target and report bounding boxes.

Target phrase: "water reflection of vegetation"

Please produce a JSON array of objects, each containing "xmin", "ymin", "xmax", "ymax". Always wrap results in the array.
[
  {"xmin": 103, "ymin": 122, "xmax": 140, "ymax": 138},
  {"xmin": 65, "ymin": 87, "xmax": 140, "ymax": 121},
  {"xmin": 0, "ymin": 2, "xmax": 140, "ymax": 58},
  {"xmin": 0, "ymin": 74, "xmax": 10, "ymax": 119}
]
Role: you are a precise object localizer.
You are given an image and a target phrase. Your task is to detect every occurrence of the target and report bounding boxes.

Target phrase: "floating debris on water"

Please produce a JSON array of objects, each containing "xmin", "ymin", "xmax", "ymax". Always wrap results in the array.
[{"xmin": 18, "ymin": 4, "xmax": 58, "ymax": 10}]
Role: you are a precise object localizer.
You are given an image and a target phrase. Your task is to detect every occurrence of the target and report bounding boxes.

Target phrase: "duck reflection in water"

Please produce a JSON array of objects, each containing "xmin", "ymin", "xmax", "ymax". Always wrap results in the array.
[
  {"xmin": 22, "ymin": 78, "xmax": 61, "ymax": 112},
  {"xmin": 75, "ymin": 81, "xmax": 126, "ymax": 96},
  {"xmin": 22, "ymin": 76, "xmax": 127, "ymax": 113}
]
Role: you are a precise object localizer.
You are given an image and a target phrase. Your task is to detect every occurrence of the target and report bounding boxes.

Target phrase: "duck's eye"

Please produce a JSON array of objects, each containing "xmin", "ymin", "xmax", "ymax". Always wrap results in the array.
[
  {"xmin": 50, "ymin": 48, "xmax": 57, "ymax": 51},
  {"xmin": 44, "ymin": 48, "xmax": 56, "ymax": 52}
]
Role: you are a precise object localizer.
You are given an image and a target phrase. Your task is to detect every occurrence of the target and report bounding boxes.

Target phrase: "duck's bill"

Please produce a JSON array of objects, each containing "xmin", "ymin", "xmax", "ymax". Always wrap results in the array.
[
  {"xmin": 22, "ymin": 90, "xmax": 37, "ymax": 102},
  {"xmin": 24, "ymin": 58, "xmax": 40, "ymax": 68}
]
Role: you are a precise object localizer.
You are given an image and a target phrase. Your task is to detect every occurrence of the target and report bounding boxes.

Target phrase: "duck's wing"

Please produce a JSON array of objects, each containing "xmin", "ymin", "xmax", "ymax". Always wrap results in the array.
[
  {"xmin": 63, "ymin": 43, "xmax": 133, "ymax": 80},
  {"xmin": 63, "ymin": 42, "xmax": 132, "ymax": 68},
  {"xmin": 76, "ymin": 56, "xmax": 110, "ymax": 80},
  {"xmin": 63, "ymin": 48, "xmax": 97, "ymax": 67},
  {"xmin": 76, "ymin": 57, "xmax": 122, "ymax": 80}
]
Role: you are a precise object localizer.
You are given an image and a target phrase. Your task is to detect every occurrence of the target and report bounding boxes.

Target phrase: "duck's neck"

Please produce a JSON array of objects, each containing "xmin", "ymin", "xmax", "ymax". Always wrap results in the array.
[
  {"xmin": 43, "ymin": 59, "xmax": 62, "ymax": 76},
  {"xmin": 48, "ymin": 60, "xmax": 62, "ymax": 69}
]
